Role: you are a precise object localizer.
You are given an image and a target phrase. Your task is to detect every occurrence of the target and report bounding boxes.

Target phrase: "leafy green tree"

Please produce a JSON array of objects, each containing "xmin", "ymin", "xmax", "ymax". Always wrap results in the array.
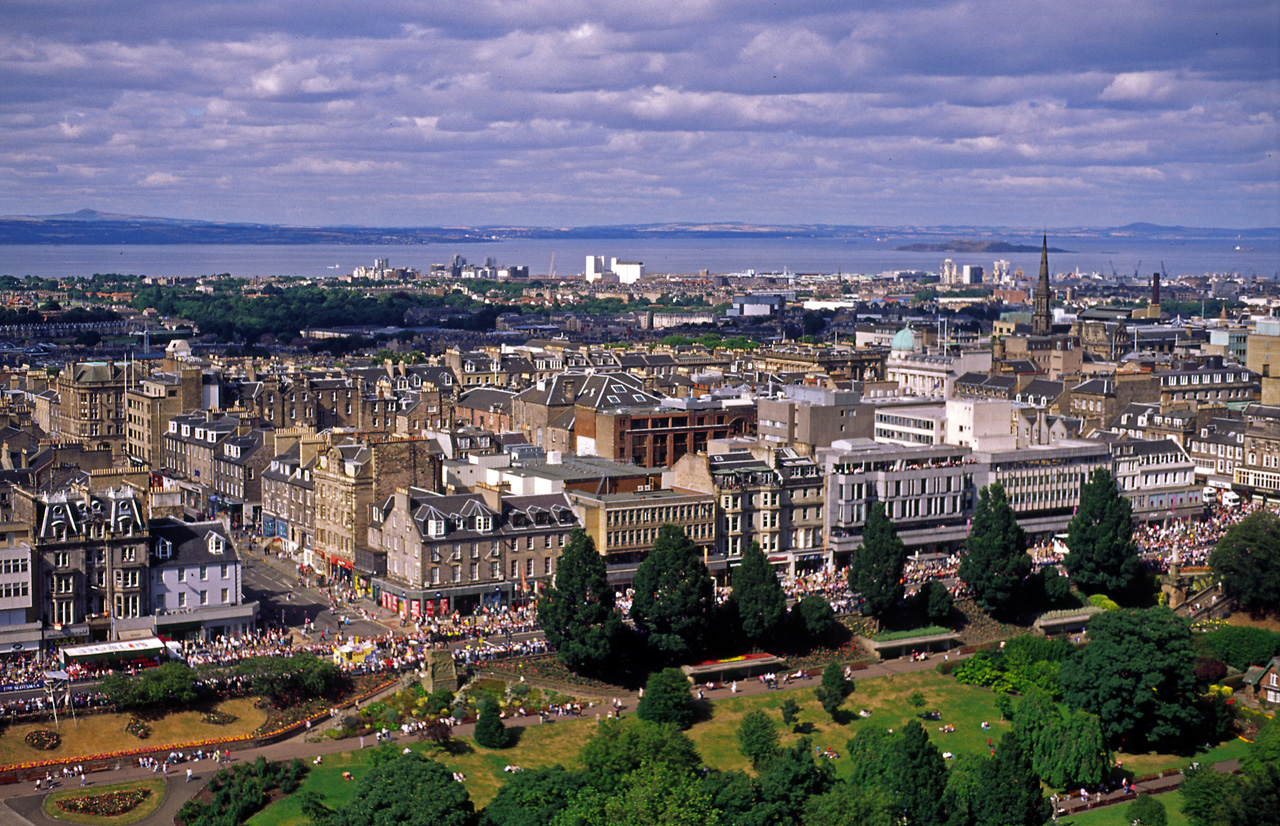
[
  {"xmin": 1059, "ymin": 607, "xmax": 1200, "ymax": 751},
  {"xmin": 802, "ymin": 783, "xmax": 896, "ymax": 826},
  {"xmin": 631, "ymin": 524, "xmax": 715, "ymax": 659},
  {"xmin": 960, "ymin": 482, "xmax": 1030, "ymax": 613},
  {"xmin": 756, "ymin": 737, "xmax": 835, "ymax": 823},
  {"xmin": 780, "ymin": 698, "xmax": 801, "ymax": 731},
  {"xmin": 733, "ymin": 541, "xmax": 787, "ymax": 645},
  {"xmin": 636, "ymin": 668, "xmax": 697, "ymax": 730},
  {"xmin": 576, "ymin": 718, "xmax": 701, "ymax": 793},
  {"xmin": 1200, "ymin": 624, "xmax": 1280, "ymax": 671},
  {"xmin": 1040, "ymin": 565, "xmax": 1072, "ymax": 603},
  {"xmin": 1127, "ymin": 794, "xmax": 1168, "ymax": 826},
  {"xmin": 814, "ymin": 661, "xmax": 854, "ymax": 719},
  {"xmin": 791, "ymin": 595, "xmax": 837, "ymax": 641},
  {"xmin": 845, "ymin": 726, "xmax": 894, "ymax": 790},
  {"xmin": 736, "ymin": 710, "xmax": 780, "ymax": 768},
  {"xmin": 848, "ymin": 502, "xmax": 907, "ymax": 619},
  {"xmin": 907, "ymin": 689, "xmax": 926, "ymax": 710},
  {"xmin": 918, "ymin": 580, "xmax": 954, "ymax": 624},
  {"xmin": 537, "ymin": 529, "xmax": 623, "ymax": 674},
  {"xmin": 1063, "ymin": 469, "xmax": 1139, "ymax": 595},
  {"xmin": 478, "ymin": 766, "xmax": 585, "ymax": 826},
  {"xmin": 1211, "ymin": 509, "xmax": 1280, "ymax": 617},
  {"xmin": 885, "ymin": 721, "xmax": 947, "ymax": 826},
  {"xmin": 698, "ymin": 770, "xmax": 765, "ymax": 826},
  {"xmin": 101, "ymin": 661, "xmax": 200, "ymax": 710},
  {"xmin": 968, "ymin": 734, "xmax": 1050, "ymax": 826},
  {"xmin": 1180, "ymin": 763, "xmax": 1236, "ymax": 826},
  {"xmin": 474, "ymin": 694, "xmax": 509, "ymax": 749},
  {"xmin": 553, "ymin": 762, "xmax": 721, "ymax": 826},
  {"xmin": 311, "ymin": 753, "xmax": 476, "ymax": 826},
  {"xmin": 1244, "ymin": 714, "xmax": 1280, "ymax": 774}
]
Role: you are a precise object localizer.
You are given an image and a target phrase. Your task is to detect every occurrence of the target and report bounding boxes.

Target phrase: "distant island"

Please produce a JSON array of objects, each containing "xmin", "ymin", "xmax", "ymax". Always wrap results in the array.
[
  {"xmin": 895, "ymin": 239, "xmax": 1070, "ymax": 253},
  {"xmin": 0, "ymin": 210, "xmax": 1272, "ymax": 245}
]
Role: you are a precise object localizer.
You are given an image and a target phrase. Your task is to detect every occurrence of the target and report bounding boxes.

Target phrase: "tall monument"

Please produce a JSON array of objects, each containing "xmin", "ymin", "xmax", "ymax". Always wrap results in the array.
[{"xmin": 1032, "ymin": 234, "xmax": 1052, "ymax": 336}]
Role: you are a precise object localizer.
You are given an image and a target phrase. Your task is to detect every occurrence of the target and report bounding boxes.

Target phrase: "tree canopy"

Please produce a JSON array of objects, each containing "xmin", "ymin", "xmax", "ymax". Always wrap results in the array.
[
  {"xmin": 636, "ymin": 667, "xmax": 698, "ymax": 730},
  {"xmin": 536, "ymin": 528, "xmax": 623, "ymax": 674},
  {"xmin": 732, "ymin": 541, "xmax": 788, "ymax": 645},
  {"xmin": 1210, "ymin": 509, "xmax": 1280, "ymax": 617},
  {"xmin": 310, "ymin": 753, "xmax": 476, "ymax": 826},
  {"xmin": 1059, "ymin": 607, "xmax": 1200, "ymax": 751},
  {"xmin": 631, "ymin": 524, "xmax": 715, "ymax": 659},
  {"xmin": 1063, "ymin": 468, "xmax": 1139, "ymax": 595},
  {"xmin": 960, "ymin": 482, "xmax": 1031, "ymax": 614},
  {"xmin": 848, "ymin": 502, "xmax": 906, "ymax": 619}
]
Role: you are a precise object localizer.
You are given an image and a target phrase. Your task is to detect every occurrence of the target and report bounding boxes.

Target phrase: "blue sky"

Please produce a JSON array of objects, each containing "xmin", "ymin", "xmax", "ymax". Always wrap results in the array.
[{"xmin": 1, "ymin": 0, "xmax": 1277, "ymax": 228}]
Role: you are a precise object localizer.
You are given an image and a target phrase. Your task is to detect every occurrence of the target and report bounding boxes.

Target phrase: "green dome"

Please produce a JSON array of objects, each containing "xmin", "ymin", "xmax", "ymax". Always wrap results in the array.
[{"xmin": 891, "ymin": 326, "xmax": 915, "ymax": 351}]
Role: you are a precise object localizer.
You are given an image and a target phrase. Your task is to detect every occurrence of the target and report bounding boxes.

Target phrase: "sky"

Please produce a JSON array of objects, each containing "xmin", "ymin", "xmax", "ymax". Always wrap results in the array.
[{"xmin": 1, "ymin": 0, "xmax": 1278, "ymax": 229}]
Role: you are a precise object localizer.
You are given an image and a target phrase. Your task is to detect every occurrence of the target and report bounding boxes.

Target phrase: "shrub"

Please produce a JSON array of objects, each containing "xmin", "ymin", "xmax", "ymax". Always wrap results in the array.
[
  {"xmin": 1193, "ymin": 657, "xmax": 1228, "ymax": 684},
  {"xmin": 1200, "ymin": 625, "xmax": 1280, "ymax": 671},
  {"xmin": 126, "ymin": 716, "xmax": 152, "ymax": 739},
  {"xmin": 1087, "ymin": 593, "xmax": 1120, "ymax": 611},
  {"xmin": 1126, "ymin": 794, "xmax": 1167, "ymax": 826}
]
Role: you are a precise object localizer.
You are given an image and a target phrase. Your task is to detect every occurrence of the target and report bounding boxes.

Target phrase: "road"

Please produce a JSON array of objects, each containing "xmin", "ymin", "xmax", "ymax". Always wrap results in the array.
[{"xmin": 239, "ymin": 545, "xmax": 392, "ymax": 642}]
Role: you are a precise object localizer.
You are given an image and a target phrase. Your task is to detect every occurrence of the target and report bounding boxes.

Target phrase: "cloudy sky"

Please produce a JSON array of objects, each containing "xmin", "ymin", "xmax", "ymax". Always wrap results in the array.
[{"xmin": 2, "ymin": 0, "xmax": 1277, "ymax": 229}]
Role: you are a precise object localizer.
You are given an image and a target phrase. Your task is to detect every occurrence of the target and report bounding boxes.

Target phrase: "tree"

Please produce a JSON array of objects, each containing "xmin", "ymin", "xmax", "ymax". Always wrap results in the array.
[
  {"xmin": 577, "ymin": 718, "xmax": 701, "ymax": 793},
  {"xmin": 312, "ymin": 753, "xmax": 476, "ymax": 826},
  {"xmin": 848, "ymin": 502, "xmax": 906, "ymax": 619},
  {"xmin": 1063, "ymin": 469, "xmax": 1139, "ymax": 595},
  {"xmin": 1211, "ymin": 509, "xmax": 1280, "ymax": 617},
  {"xmin": 803, "ymin": 784, "xmax": 896, "ymax": 826},
  {"xmin": 556, "ymin": 762, "xmax": 721, "ymax": 826},
  {"xmin": 537, "ymin": 528, "xmax": 623, "ymax": 674},
  {"xmin": 1244, "ymin": 714, "xmax": 1280, "ymax": 774},
  {"xmin": 814, "ymin": 661, "xmax": 853, "ymax": 719},
  {"xmin": 757, "ymin": 737, "xmax": 835, "ymax": 823},
  {"xmin": 736, "ymin": 710, "xmax": 780, "ymax": 768},
  {"xmin": 1200, "ymin": 624, "xmax": 1280, "ymax": 671},
  {"xmin": 885, "ymin": 721, "xmax": 947, "ymax": 826},
  {"xmin": 968, "ymin": 733, "xmax": 1051, "ymax": 826},
  {"xmin": 636, "ymin": 668, "xmax": 697, "ymax": 730},
  {"xmin": 907, "ymin": 689, "xmax": 926, "ymax": 711},
  {"xmin": 780, "ymin": 698, "xmax": 801, "ymax": 731},
  {"xmin": 478, "ymin": 766, "xmax": 585, "ymax": 826},
  {"xmin": 1127, "ymin": 794, "xmax": 1168, "ymax": 826},
  {"xmin": 960, "ymin": 482, "xmax": 1030, "ymax": 614},
  {"xmin": 474, "ymin": 694, "xmax": 509, "ymax": 749},
  {"xmin": 631, "ymin": 524, "xmax": 715, "ymax": 659},
  {"xmin": 1059, "ymin": 607, "xmax": 1200, "ymax": 751},
  {"xmin": 792, "ymin": 595, "xmax": 837, "ymax": 642},
  {"xmin": 1180, "ymin": 763, "xmax": 1236, "ymax": 826},
  {"xmin": 733, "ymin": 541, "xmax": 787, "ymax": 645},
  {"xmin": 918, "ymin": 580, "xmax": 953, "ymax": 624}
]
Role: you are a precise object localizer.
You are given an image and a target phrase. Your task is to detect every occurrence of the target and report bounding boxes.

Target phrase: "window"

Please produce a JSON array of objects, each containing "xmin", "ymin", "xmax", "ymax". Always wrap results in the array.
[
  {"xmin": 452, "ymin": 565, "xmax": 461, "ymax": 583},
  {"xmin": 200, "ymin": 565, "xmax": 208, "ymax": 581},
  {"xmin": 510, "ymin": 560, "xmax": 519, "ymax": 578},
  {"xmin": 544, "ymin": 557, "xmax": 552, "ymax": 575},
  {"xmin": 526, "ymin": 558, "xmax": 534, "ymax": 576},
  {"xmin": 199, "ymin": 590, "xmax": 208, "ymax": 605},
  {"xmin": 470, "ymin": 562, "xmax": 479, "ymax": 581},
  {"xmin": 178, "ymin": 592, "xmax": 187, "ymax": 608},
  {"xmin": 122, "ymin": 548, "xmax": 136, "ymax": 562},
  {"xmin": 221, "ymin": 588, "xmax": 229, "ymax": 604},
  {"xmin": 54, "ymin": 552, "xmax": 70, "ymax": 568},
  {"xmin": 178, "ymin": 568, "xmax": 186, "ymax": 582},
  {"xmin": 490, "ymin": 561, "xmax": 500, "ymax": 578},
  {"xmin": 220, "ymin": 564, "xmax": 229, "ymax": 578}
]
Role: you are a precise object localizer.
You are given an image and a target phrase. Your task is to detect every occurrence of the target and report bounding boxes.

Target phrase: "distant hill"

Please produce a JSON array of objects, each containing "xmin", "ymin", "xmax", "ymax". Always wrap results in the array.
[
  {"xmin": 0, "ymin": 210, "xmax": 1273, "ymax": 245},
  {"xmin": 894, "ymin": 239, "xmax": 1068, "ymax": 253}
]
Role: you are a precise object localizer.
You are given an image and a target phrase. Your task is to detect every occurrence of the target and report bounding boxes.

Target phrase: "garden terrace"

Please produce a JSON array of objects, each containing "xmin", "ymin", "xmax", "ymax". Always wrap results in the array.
[
  {"xmin": 680, "ymin": 653, "xmax": 787, "ymax": 682},
  {"xmin": 859, "ymin": 628, "xmax": 961, "ymax": 659},
  {"xmin": 1033, "ymin": 606, "xmax": 1102, "ymax": 636}
]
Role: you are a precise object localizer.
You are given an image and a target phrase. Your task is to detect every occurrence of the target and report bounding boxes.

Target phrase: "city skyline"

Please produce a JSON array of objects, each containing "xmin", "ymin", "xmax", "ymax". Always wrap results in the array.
[{"xmin": 2, "ymin": 0, "xmax": 1277, "ymax": 229}]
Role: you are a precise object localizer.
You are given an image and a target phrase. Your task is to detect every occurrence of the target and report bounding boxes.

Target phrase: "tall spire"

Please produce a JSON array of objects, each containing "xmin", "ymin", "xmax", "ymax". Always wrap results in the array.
[{"xmin": 1032, "ymin": 234, "xmax": 1052, "ymax": 336}]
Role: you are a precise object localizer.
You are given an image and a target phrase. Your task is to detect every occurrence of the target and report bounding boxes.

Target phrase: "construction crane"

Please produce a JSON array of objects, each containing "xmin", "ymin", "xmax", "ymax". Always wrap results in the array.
[
  {"xmin": 548, "ymin": 252, "xmax": 555, "ymax": 279},
  {"xmin": 1109, "ymin": 260, "xmax": 1118, "ymax": 279},
  {"xmin": 1133, "ymin": 260, "xmax": 1142, "ymax": 281}
]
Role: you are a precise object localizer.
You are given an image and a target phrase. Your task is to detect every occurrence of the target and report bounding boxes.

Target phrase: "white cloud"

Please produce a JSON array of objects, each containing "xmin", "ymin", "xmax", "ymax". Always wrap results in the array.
[{"xmin": 140, "ymin": 171, "xmax": 180, "ymax": 186}]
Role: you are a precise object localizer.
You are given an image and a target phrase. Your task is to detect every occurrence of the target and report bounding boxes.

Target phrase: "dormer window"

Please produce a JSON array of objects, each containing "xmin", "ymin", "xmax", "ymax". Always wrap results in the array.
[
  {"xmin": 428, "ymin": 519, "xmax": 446, "ymax": 538},
  {"xmin": 208, "ymin": 534, "xmax": 225, "ymax": 554},
  {"xmin": 195, "ymin": 428, "xmax": 205, "ymax": 440},
  {"xmin": 476, "ymin": 516, "xmax": 493, "ymax": 532},
  {"xmin": 455, "ymin": 517, "xmax": 467, "ymax": 532},
  {"xmin": 156, "ymin": 537, "xmax": 173, "ymax": 559}
]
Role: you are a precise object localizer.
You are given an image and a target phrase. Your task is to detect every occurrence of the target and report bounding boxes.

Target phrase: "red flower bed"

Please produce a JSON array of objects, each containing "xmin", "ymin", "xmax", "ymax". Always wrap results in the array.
[{"xmin": 57, "ymin": 788, "xmax": 150, "ymax": 816}]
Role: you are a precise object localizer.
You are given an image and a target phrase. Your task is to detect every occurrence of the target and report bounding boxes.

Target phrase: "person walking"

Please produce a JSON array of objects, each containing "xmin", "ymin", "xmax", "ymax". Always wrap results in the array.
[{"xmin": 186, "ymin": 767, "xmax": 193, "ymax": 783}]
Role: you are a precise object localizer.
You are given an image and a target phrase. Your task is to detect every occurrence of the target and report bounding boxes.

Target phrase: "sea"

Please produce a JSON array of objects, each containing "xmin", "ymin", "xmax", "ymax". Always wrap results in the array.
[{"xmin": 0, "ymin": 237, "xmax": 1277, "ymax": 281}]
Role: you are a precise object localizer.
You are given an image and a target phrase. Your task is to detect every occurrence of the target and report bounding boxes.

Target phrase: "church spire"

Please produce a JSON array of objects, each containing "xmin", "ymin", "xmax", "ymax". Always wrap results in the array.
[{"xmin": 1032, "ymin": 234, "xmax": 1052, "ymax": 336}]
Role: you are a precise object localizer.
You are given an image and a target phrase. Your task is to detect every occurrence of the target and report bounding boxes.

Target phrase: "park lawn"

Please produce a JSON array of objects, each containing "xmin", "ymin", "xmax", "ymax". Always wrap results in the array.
[
  {"xmin": 688, "ymin": 670, "xmax": 1014, "ymax": 777},
  {"xmin": 41, "ymin": 778, "xmax": 166, "ymax": 825},
  {"xmin": 1058, "ymin": 792, "xmax": 1190, "ymax": 826},
  {"xmin": 0, "ymin": 697, "xmax": 267, "ymax": 769},
  {"xmin": 249, "ymin": 718, "xmax": 598, "ymax": 826},
  {"xmin": 1116, "ymin": 734, "xmax": 1251, "ymax": 778}
]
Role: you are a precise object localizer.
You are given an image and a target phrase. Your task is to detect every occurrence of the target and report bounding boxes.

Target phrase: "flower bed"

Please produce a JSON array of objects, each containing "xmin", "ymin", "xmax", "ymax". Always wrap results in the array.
[
  {"xmin": 56, "ymin": 788, "xmax": 150, "ymax": 817},
  {"xmin": 126, "ymin": 717, "xmax": 152, "ymax": 739},
  {"xmin": 202, "ymin": 710, "xmax": 237, "ymax": 725},
  {"xmin": 25, "ymin": 730, "xmax": 60, "ymax": 751}
]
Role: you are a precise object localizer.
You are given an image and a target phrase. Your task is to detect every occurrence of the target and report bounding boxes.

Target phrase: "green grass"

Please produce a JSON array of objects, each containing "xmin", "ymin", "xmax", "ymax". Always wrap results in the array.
[
  {"xmin": 870, "ymin": 625, "xmax": 954, "ymax": 642},
  {"xmin": 688, "ymin": 670, "xmax": 1013, "ymax": 777},
  {"xmin": 42, "ymin": 778, "xmax": 166, "ymax": 825},
  {"xmin": 1058, "ymin": 791, "xmax": 1190, "ymax": 826}
]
